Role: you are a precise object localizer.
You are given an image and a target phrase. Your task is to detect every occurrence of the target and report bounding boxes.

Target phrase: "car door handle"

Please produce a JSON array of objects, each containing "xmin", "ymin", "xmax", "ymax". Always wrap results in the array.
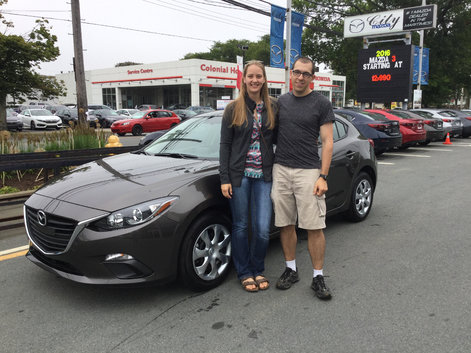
[{"xmin": 345, "ymin": 151, "xmax": 356, "ymax": 159}]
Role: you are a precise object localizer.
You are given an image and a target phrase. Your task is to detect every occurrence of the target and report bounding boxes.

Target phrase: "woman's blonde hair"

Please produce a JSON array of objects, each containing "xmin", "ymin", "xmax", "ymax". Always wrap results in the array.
[{"xmin": 230, "ymin": 60, "xmax": 275, "ymax": 129}]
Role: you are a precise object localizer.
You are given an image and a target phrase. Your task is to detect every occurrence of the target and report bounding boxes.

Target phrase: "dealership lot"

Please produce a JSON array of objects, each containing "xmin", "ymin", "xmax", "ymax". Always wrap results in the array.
[{"xmin": 1, "ymin": 139, "xmax": 470, "ymax": 353}]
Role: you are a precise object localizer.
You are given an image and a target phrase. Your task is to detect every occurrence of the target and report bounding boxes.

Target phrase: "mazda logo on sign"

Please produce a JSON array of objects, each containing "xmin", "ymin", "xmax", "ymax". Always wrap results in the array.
[
  {"xmin": 271, "ymin": 45, "xmax": 283, "ymax": 64},
  {"xmin": 349, "ymin": 19, "xmax": 365, "ymax": 33},
  {"xmin": 37, "ymin": 210, "xmax": 47, "ymax": 226}
]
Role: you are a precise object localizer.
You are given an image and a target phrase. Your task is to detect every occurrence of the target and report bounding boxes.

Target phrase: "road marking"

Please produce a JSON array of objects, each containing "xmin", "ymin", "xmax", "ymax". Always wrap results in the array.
[
  {"xmin": 409, "ymin": 147, "xmax": 453, "ymax": 152},
  {"xmin": 0, "ymin": 245, "xmax": 29, "ymax": 262},
  {"xmin": 383, "ymin": 153, "xmax": 431, "ymax": 158},
  {"xmin": 378, "ymin": 162, "xmax": 395, "ymax": 165},
  {"xmin": 448, "ymin": 144, "xmax": 471, "ymax": 147}
]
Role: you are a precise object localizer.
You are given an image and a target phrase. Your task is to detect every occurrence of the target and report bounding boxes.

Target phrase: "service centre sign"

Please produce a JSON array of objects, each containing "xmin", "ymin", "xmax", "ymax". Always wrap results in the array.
[
  {"xmin": 344, "ymin": 5, "xmax": 437, "ymax": 38},
  {"xmin": 357, "ymin": 45, "xmax": 413, "ymax": 102}
]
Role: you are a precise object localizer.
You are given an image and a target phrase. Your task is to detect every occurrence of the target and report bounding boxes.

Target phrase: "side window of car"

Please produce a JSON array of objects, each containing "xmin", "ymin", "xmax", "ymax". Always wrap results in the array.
[{"xmin": 333, "ymin": 120, "xmax": 347, "ymax": 142}]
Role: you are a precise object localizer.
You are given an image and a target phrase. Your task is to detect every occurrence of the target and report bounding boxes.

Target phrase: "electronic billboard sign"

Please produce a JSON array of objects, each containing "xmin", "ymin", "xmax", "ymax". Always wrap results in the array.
[{"xmin": 357, "ymin": 45, "xmax": 413, "ymax": 102}]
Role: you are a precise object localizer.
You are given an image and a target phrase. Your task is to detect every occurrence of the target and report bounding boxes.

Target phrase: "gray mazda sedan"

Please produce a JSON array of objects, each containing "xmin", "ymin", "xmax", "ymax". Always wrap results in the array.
[{"xmin": 24, "ymin": 111, "xmax": 377, "ymax": 291}]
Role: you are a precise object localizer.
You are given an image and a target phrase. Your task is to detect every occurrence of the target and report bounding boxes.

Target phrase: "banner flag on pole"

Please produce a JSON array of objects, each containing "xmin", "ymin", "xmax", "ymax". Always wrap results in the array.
[
  {"xmin": 413, "ymin": 46, "xmax": 429, "ymax": 85},
  {"xmin": 290, "ymin": 11, "xmax": 304, "ymax": 69},
  {"xmin": 236, "ymin": 55, "xmax": 244, "ymax": 90},
  {"xmin": 270, "ymin": 5, "xmax": 286, "ymax": 68}
]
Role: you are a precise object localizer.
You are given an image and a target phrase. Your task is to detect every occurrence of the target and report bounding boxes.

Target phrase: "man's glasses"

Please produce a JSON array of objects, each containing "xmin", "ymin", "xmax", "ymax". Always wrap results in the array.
[{"xmin": 292, "ymin": 70, "xmax": 313, "ymax": 79}]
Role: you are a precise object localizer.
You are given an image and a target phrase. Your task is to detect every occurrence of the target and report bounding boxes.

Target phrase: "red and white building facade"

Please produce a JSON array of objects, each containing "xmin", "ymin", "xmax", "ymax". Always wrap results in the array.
[{"xmin": 56, "ymin": 59, "xmax": 346, "ymax": 109}]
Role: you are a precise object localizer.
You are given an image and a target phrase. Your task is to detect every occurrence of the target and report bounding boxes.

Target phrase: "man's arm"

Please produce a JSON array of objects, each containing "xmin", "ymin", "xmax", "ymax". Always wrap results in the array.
[{"xmin": 314, "ymin": 121, "xmax": 333, "ymax": 196}]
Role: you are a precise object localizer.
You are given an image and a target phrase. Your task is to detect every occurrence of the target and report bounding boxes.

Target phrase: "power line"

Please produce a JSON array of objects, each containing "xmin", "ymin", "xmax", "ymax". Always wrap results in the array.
[
  {"xmin": 2, "ymin": 11, "xmax": 216, "ymax": 42},
  {"xmin": 142, "ymin": 0, "xmax": 267, "ymax": 33}
]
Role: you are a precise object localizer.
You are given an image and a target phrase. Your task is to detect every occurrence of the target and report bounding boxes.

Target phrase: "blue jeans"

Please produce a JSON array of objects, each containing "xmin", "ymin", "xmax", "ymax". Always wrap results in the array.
[{"xmin": 229, "ymin": 176, "xmax": 272, "ymax": 280}]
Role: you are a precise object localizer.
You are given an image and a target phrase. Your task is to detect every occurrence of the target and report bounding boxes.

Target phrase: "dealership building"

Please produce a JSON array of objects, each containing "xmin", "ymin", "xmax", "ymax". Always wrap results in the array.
[{"xmin": 56, "ymin": 59, "xmax": 346, "ymax": 109}]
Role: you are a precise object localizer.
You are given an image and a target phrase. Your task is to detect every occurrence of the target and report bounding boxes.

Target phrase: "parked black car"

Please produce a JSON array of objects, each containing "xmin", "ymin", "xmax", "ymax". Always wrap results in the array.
[
  {"xmin": 172, "ymin": 109, "xmax": 198, "ymax": 121},
  {"xmin": 89, "ymin": 109, "xmax": 128, "ymax": 128},
  {"xmin": 24, "ymin": 111, "xmax": 377, "ymax": 291},
  {"xmin": 55, "ymin": 108, "xmax": 97, "ymax": 128},
  {"xmin": 335, "ymin": 109, "xmax": 402, "ymax": 155}
]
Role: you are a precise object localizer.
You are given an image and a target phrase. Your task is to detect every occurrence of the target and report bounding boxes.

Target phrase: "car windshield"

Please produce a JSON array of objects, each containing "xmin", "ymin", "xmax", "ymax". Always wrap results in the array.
[
  {"xmin": 132, "ymin": 111, "xmax": 147, "ymax": 119},
  {"xmin": 30, "ymin": 110, "xmax": 53, "ymax": 116},
  {"xmin": 144, "ymin": 115, "xmax": 221, "ymax": 159}
]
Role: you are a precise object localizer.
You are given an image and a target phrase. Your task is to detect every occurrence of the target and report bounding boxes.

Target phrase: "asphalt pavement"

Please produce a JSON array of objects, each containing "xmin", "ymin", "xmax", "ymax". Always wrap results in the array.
[{"xmin": 1, "ymin": 139, "xmax": 471, "ymax": 353}]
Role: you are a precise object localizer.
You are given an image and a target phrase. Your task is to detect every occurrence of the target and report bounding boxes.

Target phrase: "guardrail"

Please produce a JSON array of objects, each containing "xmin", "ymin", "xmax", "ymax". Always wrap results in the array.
[
  {"xmin": 0, "ymin": 146, "xmax": 140, "ymax": 179},
  {"xmin": 0, "ymin": 146, "xmax": 140, "ymax": 230}
]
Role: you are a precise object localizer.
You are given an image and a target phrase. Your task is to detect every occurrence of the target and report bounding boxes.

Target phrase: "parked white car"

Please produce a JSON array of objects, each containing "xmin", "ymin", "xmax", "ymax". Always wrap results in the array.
[
  {"xmin": 411, "ymin": 108, "xmax": 462, "ymax": 137},
  {"xmin": 116, "ymin": 109, "xmax": 139, "ymax": 117},
  {"xmin": 18, "ymin": 109, "xmax": 62, "ymax": 130}
]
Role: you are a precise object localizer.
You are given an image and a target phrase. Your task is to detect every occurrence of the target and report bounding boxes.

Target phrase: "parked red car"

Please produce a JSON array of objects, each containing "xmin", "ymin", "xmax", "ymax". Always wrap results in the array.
[
  {"xmin": 364, "ymin": 109, "xmax": 426, "ymax": 148},
  {"xmin": 111, "ymin": 109, "xmax": 181, "ymax": 136}
]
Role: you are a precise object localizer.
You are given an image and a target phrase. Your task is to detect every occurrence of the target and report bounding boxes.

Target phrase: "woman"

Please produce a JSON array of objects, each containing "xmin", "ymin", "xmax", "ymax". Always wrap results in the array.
[{"xmin": 219, "ymin": 60, "xmax": 276, "ymax": 292}]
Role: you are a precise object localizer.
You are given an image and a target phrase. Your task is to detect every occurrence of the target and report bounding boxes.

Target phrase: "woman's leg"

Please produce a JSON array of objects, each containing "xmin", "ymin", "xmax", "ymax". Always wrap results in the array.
[
  {"xmin": 250, "ymin": 179, "xmax": 273, "ymax": 277},
  {"xmin": 229, "ymin": 177, "xmax": 253, "ymax": 280}
]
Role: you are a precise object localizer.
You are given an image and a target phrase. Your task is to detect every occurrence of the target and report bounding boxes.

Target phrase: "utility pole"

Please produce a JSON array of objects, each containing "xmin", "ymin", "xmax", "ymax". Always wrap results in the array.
[{"xmin": 71, "ymin": 0, "xmax": 88, "ymax": 126}]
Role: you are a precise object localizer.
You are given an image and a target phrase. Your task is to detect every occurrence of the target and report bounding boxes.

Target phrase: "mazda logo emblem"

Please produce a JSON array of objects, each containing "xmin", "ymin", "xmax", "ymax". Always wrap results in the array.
[
  {"xmin": 290, "ymin": 49, "xmax": 300, "ymax": 64},
  {"xmin": 349, "ymin": 19, "xmax": 365, "ymax": 33},
  {"xmin": 37, "ymin": 210, "xmax": 47, "ymax": 226},
  {"xmin": 271, "ymin": 45, "xmax": 283, "ymax": 64}
]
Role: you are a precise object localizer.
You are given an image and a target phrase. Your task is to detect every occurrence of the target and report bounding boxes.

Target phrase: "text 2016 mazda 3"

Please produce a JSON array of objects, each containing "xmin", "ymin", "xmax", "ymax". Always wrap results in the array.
[{"xmin": 24, "ymin": 111, "xmax": 377, "ymax": 291}]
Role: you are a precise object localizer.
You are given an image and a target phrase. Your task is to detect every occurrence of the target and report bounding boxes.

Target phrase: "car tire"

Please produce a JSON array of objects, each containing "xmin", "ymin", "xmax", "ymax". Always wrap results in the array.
[
  {"xmin": 170, "ymin": 123, "xmax": 177, "ymax": 128},
  {"xmin": 30, "ymin": 121, "xmax": 35, "ymax": 130},
  {"xmin": 132, "ymin": 125, "xmax": 143, "ymax": 136},
  {"xmin": 418, "ymin": 141, "xmax": 430, "ymax": 146},
  {"xmin": 179, "ymin": 211, "xmax": 232, "ymax": 291},
  {"xmin": 344, "ymin": 172, "xmax": 374, "ymax": 222}
]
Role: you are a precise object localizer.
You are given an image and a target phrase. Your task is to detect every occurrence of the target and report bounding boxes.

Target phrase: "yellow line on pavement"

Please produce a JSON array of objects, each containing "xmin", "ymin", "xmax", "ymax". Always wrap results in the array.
[
  {"xmin": 0, "ymin": 249, "xmax": 28, "ymax": 261},
  {"xmin": 0, "ymin": 245, "xmax": 29, "ymax": 261}
]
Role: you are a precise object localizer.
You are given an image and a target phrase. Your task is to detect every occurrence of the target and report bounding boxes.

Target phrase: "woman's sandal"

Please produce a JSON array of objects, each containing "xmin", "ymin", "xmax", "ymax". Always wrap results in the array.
[
  {"xmin": 241, "ymin": 277, "xmax": 259, "ymax": 292},
  {"xmin": 255, "ymin": 275, "xmax": 270, "ymax": 290}
]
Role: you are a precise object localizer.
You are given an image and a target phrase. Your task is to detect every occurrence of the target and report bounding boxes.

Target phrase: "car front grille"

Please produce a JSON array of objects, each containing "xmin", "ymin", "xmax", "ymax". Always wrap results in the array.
[
  {"xmin": 25, "ymin": 206, "xmax": 77, "ymax": 254},
  {"xmin": 29, "ymin": 247, "xmax": 83, "ymax": 276}
]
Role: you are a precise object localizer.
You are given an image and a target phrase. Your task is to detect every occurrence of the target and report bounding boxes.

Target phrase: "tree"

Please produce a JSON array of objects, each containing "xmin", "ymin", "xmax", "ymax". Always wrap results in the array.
[
  {"xmin": 294, "ymin": 0, "xmax": 471, "ymax": 106},
  {"xmin": 115, "ymin": 61, "xmax": 143, "ymax": 67},
  {"xmin": 183, "ymin": 35, "xmax": 271, "ymax": 65},
  {"xmin": 0, "ymin": 0, "xmax": 65, "ymax": 131}
]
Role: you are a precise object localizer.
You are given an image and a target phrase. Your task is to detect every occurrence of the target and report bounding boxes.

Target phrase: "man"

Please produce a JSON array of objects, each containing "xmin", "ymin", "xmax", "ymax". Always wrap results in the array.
[{"xmin": 272, "ymin": 57, "xmax": 335, "ymax": 300}]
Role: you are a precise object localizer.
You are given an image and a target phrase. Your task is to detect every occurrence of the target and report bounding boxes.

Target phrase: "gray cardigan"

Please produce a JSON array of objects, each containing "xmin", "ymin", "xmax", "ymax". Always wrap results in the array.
[{"xmin": 219, "ymin": 98, "xmax": 277, "ymax": 187}]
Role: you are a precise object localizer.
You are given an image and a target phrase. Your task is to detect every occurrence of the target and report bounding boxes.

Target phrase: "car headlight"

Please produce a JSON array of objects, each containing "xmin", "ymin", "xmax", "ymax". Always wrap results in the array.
[
  {"xmin": 122, "ymin": 122, "xmax": 130, "ymax": 126},
  {"xmin": 92, "ymin": 196, "xmax": 179, "ymax": 230}
]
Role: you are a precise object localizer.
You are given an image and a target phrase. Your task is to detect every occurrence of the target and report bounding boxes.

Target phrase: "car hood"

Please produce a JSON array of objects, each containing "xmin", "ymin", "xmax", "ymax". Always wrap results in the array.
[{"xmin": 34, "ymin": 153, "xmax": 219, "ymax": 212}]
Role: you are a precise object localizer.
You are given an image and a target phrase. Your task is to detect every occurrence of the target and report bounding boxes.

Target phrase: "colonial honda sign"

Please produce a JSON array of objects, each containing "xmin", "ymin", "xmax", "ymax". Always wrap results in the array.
[{"xmin": 344, "ymin": 5, "xmax": 437, "ymax": 38}]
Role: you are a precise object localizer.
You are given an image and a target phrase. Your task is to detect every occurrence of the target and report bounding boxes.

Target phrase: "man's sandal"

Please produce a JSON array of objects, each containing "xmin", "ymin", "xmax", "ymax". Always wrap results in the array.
[
  {"xmin": 241, "ymin": 277, "xmax": 259, "ymax": 292},
  {"xmin": 255, "ymin": 275, "xmax": 270, "ymax": 290}
]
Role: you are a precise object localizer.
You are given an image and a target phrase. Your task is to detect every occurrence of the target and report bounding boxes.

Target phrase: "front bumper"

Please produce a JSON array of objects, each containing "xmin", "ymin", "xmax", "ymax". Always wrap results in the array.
[{"xmin": 24, "ymin": 194, "xmax": 180, "ymax": 285}]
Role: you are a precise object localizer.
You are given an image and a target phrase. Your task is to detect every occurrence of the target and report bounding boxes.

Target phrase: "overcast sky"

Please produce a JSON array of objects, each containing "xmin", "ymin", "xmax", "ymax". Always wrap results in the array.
[{"xmin": 1, "ymin": 0, "xmax": 288, "ymax": 76}]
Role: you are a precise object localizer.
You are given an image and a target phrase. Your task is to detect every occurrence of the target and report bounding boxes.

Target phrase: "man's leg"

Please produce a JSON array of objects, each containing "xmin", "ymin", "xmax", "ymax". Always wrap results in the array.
[
  {"xmin": 276, "ymin": 225, "xmax": 300, "ymax": 289},
  {"xmin": 307, "ymin": 228, "xmax": 331, "ymax": 300},
  {"xmin": 306, "ymin": 229, "xmax": 325, "ymax": 270},
  {"xmin": 280, "ymin": 225, "xmax": 297, "ymax": 261}
]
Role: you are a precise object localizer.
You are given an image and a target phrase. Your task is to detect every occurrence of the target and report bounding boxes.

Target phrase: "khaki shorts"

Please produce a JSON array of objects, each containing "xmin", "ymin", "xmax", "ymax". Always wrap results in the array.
[{"xmin": 271, "ymin": 163, "xmax": 326, "ymax": 230}]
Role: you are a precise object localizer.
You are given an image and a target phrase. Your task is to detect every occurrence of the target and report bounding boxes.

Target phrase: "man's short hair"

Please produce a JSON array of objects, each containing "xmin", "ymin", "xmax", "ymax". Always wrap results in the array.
[{"xmin": 292, "ymin": 57, "xmax": 315, "ymax": 74}]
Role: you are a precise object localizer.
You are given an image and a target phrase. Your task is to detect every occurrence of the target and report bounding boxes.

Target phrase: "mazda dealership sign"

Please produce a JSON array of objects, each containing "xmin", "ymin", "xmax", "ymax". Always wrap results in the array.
[{"xmin": 344, "ymin": 5, "xmax": 437, "ymax": 38}]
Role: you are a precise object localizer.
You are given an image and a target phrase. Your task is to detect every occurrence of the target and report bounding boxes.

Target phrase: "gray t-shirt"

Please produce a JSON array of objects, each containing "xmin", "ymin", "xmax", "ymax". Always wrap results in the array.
[{"xmin": 275, "ymin": 91, "xmax": 335, "ymax": 169}]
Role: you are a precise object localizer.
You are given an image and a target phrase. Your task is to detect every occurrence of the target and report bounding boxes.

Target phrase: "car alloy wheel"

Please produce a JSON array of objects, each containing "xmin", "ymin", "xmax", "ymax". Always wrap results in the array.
[
  {"xmin": 132, "ymin": 125, "xmax": 143, "ymax": 136},
  {"xmin": 180, "ymin": 211, "xmax": 232, "ymax": 291},
  {"xmin": 345, "ymin": 172, "xmax": 374, "ymax": 222}
]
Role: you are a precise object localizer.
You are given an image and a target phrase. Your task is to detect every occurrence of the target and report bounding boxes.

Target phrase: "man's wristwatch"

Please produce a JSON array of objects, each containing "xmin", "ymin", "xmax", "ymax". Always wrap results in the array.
[{"xmin": 319, "ymin": 174, "xmax": 328, "ymax": 181}]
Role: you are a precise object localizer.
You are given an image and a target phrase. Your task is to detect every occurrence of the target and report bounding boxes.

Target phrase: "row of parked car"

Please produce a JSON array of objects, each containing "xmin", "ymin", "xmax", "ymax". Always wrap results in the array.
[
  {"xmin": 335, "ymin": 107, "xmax": 471, "ymax": 155},
  {"xmin": 5, "ymin": 104, "xmax": 215, "ymax": 133}
]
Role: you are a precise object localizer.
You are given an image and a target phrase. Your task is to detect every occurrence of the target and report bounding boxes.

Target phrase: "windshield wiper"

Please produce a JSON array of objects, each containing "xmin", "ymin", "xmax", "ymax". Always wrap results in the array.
[
  {"xmin": 153, "ymin": 152, "xmax": 198, "ymax": 159},
  {"xmin": 164, "ymin": 138, "xmax": 202, "ymax": 143}
]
